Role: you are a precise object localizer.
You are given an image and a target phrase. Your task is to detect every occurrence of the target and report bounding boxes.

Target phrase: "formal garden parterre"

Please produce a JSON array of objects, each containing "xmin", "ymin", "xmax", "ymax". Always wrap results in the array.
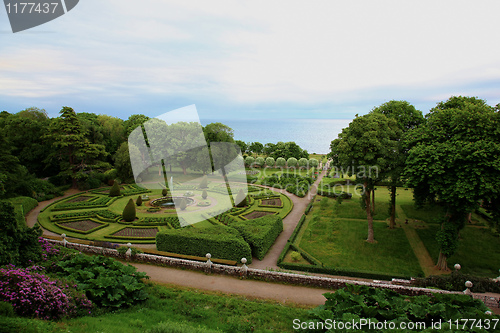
[{"xmin": 37, "ymin": 181, "xmax": 293, "ymax": 263}]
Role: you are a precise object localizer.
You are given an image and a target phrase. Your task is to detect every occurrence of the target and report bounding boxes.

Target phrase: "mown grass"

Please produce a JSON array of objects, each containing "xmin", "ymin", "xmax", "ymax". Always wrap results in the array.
[
  {"xmin": 60, "ymin": 283, "xmax": 312, "ymax": 333},
  {"xmin": 400, "ymin": 203, "xmax": 447, "ymax": 224},
  {"xmin": 416, "ymin": 225, "xmax": 500, "ymax": 277},
  {"xmin": 299, "ymin": 217, "xmax": 423, "ymax": 277}
]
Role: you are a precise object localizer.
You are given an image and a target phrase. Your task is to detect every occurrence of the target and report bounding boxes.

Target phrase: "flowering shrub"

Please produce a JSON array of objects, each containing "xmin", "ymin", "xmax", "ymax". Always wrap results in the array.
[
  {"xmin": 38, "ymin": 237, "xmax": 59, "ymax": 261},
  {"xmin": 0, "ymin": 265, "xmax": 92, "ymax": 320}
]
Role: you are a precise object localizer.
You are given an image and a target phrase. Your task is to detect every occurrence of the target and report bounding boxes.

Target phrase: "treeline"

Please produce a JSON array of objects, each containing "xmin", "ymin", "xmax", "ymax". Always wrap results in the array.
[
  {"xmin": 329, "ymin": 96, "xmax": 500, "ymax": 270},
  {"xmin": 0, "ymin": 107, "xmax": 310, "ymax": 200}
]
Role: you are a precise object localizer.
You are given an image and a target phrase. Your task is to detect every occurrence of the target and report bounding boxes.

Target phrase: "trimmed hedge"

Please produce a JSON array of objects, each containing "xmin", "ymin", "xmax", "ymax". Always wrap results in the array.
[
  {"xmin": 6, "ymin": 196, "xmax": 38, "ymax": 227},
  {"xmin": 156, "ymin": 225, "xmax": 252, "ymax": 264},
  {"xmin": 231, "ymin": 216, "xmax": 283, "ymax": 260}
]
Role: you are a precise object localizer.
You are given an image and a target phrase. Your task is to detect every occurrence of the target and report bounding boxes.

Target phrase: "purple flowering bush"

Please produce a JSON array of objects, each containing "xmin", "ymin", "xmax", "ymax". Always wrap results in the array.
[
  {"xmin": 0, "ymin": 265, "xmax": 92, "ymax": 320},
  {"xmin": 38, "ymin": 237, "xmax": 60, "ymax": 261}
]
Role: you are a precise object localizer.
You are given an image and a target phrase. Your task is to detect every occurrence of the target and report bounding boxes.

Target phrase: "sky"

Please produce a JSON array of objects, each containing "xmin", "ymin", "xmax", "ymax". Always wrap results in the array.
[{"xmin": 1, "ymin": 0, "xmax": 500, "ymax": 121}]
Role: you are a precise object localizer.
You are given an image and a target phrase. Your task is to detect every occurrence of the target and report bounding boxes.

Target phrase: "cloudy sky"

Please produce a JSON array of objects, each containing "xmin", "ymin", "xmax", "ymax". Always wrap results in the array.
[{"xmin": 1, "ymin": 0, "xmax": 499, "ymax": 120}]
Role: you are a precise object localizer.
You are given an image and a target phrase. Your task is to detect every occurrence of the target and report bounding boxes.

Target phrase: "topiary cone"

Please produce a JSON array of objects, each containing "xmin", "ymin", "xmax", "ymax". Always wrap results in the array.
[
  {"xmin": 235, "ymin": 189, "xmax": 247, "ymax": 207},
  {"xmin": 162, "ymin": 188, "xmax": 168, "ymax": 197},
  {"xmin": 179, "ymin": 198, "xmax": 187, "ymax": 210},
  {"xmin": 199, "ymin": 175, "xmax": 208, "ymax": 188},
  {"xmin": 136, "ymin": 195, "xmax": 142, "ymax": 206},
  {"xmin": 123, "ymin": 198, "xmax": 136, "ymax": 222},
  {"xmin": 109, "ymin": 180, "xmax": 121, "ymax": 197},
  {"xmin": 202, "ymin": 189, "xmax": 208, "ymax": 199}
]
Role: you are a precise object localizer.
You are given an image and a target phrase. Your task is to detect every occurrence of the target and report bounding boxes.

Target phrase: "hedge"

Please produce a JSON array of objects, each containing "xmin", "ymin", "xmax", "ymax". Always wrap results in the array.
[
  {"xmin": 6, "ymin": 196, "xmax": 38, "ymax": 227},
  {"xmin": 231, "ymin": 216, "xmax": 283, "ymax": 260},
  {"xmin": 156, "ymin": 225, "xmax": 252, "ymax": 264}
]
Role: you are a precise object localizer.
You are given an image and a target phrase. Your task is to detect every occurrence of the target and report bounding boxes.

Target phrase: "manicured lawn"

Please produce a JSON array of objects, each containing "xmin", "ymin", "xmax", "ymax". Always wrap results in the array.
[
  {"xmin": 417, "ymin": 225, "xmax": 500, "ymax": 277},
  {"xmin": 299, "ymin": 214, "xmax": 423, "ymax": 277},
  {"xmin": 400, "ymin": 203, "xmax": 447, "ymax": 224}
]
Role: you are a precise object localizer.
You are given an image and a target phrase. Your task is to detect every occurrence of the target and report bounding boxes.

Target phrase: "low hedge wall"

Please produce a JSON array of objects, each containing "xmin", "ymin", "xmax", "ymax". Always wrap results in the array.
[
  {"xmin": 55, "ymin": 219, "xmax": 108, "ymax": 234},
  {"xmin": 156, "ymin": 225, "xmax": 252, "ymax": 264},
  {"xmin": 231, "ymin": 216, "xmax": 283, "ymax": 260}
]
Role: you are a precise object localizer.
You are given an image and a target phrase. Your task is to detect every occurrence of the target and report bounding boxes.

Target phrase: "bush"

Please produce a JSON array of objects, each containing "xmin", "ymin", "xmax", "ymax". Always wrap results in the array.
[
  {"xmin": 162, "ymin": 188, "xmax": 168, "ymax": 197},
  {"xmin": 290, "ymin": 251, "xmax": 301, "ymax": 262},
  {"xmin": 136, "ymin": 195, "xmax": 143, "ymax": 206},
  {"xmin": 54, "ymin": 254, "xmax": 148, "ymax": 308},
  {"xmin": 156, "ymin": 225, "xmax": 252, "ymax": 263},
  {"xmin": 275, "ymin": 157, "xmax": 286, "ymax": 168},
  {"xmin": 123, "ymin": 198, "xmax": 136, "ymax": 222},
  {"xmin": 286, "ymin": 157, "xmax": 297, "ymax": 168},
  {"xmin": 199, "ymin": 175, "xmax": 208, "ymax": 188},
  {"xmin": 298, "ymin": 157, "xmax": 308, "ymax": 168},
  {"xmin": 245, "ymin": 156, "xmax": 254, "ymax": 166},
  {"xmin": 235, "ymin": 189, "xmax": 247, "ymax": 207},
  {"xmin": 309, "ymin": 158, "xmax": 319, "ymax": 168},
  {"xmin": 0, "ymin": 265, "xmax": 92, "ymax": 320},
  {"xmin": 109, "ymin": 181, "xmax": 121, "ymax": 197},
  {"xmin": 255, "ymin": 157, "xmax": 265, "ymax": 167},
  {"xmin": 179, "ymin": 198, "xmax": 187, "ymax": 211},
  {"xmin": 265, "ymin": 157, "xmax": 275, "ymax": 168},
  {"xmin": 231, "ymin": 216, "xmax": 283, "ymax": 260},
  {"xmin": 0, "ymin": 300, "xmax": 14, "ymax": 317},
  {"xmin": 202, "ymin": 190, "xmax": 208, "ymax": 199}
]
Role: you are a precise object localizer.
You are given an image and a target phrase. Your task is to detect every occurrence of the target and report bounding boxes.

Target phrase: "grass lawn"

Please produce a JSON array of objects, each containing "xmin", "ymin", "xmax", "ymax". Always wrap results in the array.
[
  {"xmin": 400, "ymin": 203, "xmax": 447, "ymax": 224},
  {"xmin": 417, "ymin": 225, "xmax": 500, "ymax": 277}
]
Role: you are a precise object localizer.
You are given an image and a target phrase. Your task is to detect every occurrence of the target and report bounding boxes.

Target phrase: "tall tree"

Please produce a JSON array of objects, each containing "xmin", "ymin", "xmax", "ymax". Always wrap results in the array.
[
  {"xmin": 370, "ymin": 100, "xmax": 424, "ymax": 228},
  {"xmin": 203, "ymin": 122, "xmax": 234, "ymax": 146},
  {"xmin": 44, "ymin": 107, "xmax": 107, "ymax": 188},
  {"xmin": 248, "ymin": 142, "xmax": 264, "ymax": 156},
  {"xmin": 235, "ymin": 140, "xmax": 248, "ymax": 154},
  {"xmin": 329, "ymin": 113, "xmax": 400, "ymax": 243},
  {"xmin": 404, "ymin": 96, "xmax": 500, "ymax": 270}
]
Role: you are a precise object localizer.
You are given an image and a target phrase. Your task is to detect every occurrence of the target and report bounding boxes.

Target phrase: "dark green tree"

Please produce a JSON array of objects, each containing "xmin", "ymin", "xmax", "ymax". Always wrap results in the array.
[
  {"xmin": 370, "ymin": 100, "xmax": 424, "ymax": 228},
  {"xmin": 203, "ymin": 122, "xmax": 234, "ymax": 146},
  {"xmin": 44, "ymin": 107, "xmax": 107, "ymax": 188},
  {"xmin": 136, "ymin": 195, "xmax": 142, "ymax": 206},
  {"xmin": 329, "ymin": 113, "xmax": 400, "ymax": 243},
  {"xmin": 122, "ymin": 199, "xmax": 136, "ymax": 222},
  {"xmin": 405, "ymin": 96, "xmax": 500, "ymax": 270},
  {"xmin": 202, "ymin": 189, "xmax": 208, "ymax": 199},
  {"xmin": 109, "ymin": 180, "xmax": 121, "ymax": 197}
]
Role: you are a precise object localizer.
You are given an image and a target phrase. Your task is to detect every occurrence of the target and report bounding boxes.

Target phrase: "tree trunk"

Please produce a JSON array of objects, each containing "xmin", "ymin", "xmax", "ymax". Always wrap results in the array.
[
  {"xmin": 371, "ymin": 187, "xmax": 375, "ymax": 215},
  {"xmin": 389, "ymin": 185, "xmax": 396, "ymax": 229},
  {"xmin": 436, "ymin": 251, "xmax": 449, "ymax": 271},
  {"xmin": 365, "ymin": 185, "xmax": 375, "ymax": 243},
  {"xmin": 467, "ymin": 212, "xmax": 472, "ymax": 223}
]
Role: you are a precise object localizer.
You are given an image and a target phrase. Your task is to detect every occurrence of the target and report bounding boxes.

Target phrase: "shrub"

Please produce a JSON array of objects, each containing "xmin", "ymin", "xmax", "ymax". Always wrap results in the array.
[
  {"xmin": 123, "ymin": 198, "xmax": 136, "ymax": 222},
  {"xmin": 54, "ymin": 254, "xmax": 148, "ymax": 308},
  {"xmin": 286, "ymin": 157, "xmax": 298, "ymax": 168},
  {"xmin": 232, "ymin": 216, "xmax": 283, "ymax": 260},
  {"xmin": 199, "ymin": 175, "xmax": 208, "ymax": 188},
  {"xmin": 255, "ymin": 157, "xmax": 265, "ymax": 167},
  {"xmin": 162, "ymin": 188, "xmax": 168, "ymax": 197},
  {"xmin": 0, "ymin": 300, "xmax": 14, "ymax": 317},
  {"xmin": 275, "ymin": 157, "xmax": 286, "ymax": 168},
  {"xmin": 109, "ymin": 181, "xmax": 121, "ymax": 197},
  {"xmin": 156, "ymin": 225, "xmax": 252, "ymax": 263},
  {"xmin": 245, "ymin": 156, "xmax": 254, "ymax": 166},
  {"xmin": 298, "ymin": 158, "xmax": 308, "ymax": 168},
  {"xmin": 290, "ymin": 251, "xmax": 301, "ymax": 262},
  {"xmin": 235, "ymin": 189, "xmax": 247, "ymax": 207},
  {"xmin": 0, "ymin": 265, "xmax": 92, "ymax": 320},
  {"xmin": 136, "ymin": 195, "xmax": 143, "ymax": 206},
  {"xmin": 265, "ymin": 157, "xmax": 275, "ymax": 168},
  {"xmin": 179, "ymin": 198, "xmax": 187, "ymax": 211},
  {"xmin": 309, "ymin": 158, "xmax": 319, "ymax": 168},
  {"xmin": 413, "ymin": 271, "xmax": 500, "ymax": 293},
  {"xmin": 202, "ymin": 190, "xmax": 208, "ymax": 199}
]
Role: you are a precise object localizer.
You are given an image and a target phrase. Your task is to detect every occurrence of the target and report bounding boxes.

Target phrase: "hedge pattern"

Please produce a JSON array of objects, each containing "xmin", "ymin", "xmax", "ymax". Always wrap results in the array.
[
  {"xmin": 156, "ymin": 225, "xmax": 252, "ymax": 264},
  {"xmin": 231, "ymin": 216, "xmax": 283, "ymax": 260}
]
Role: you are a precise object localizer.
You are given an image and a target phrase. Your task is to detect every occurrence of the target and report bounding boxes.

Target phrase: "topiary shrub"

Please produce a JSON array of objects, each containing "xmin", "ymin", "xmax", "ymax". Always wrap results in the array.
[
  {"xmin": 298, "ymin": 158, "xmax": 308, "ymax": 168},
  {"xmin": 202, "ymin": 190, "xmax": 208, "ymax": 199},
  {"xmin": 123, "ymin": 198, "xmax": 136, "ymax": 222},
  {"xmin": 162, "ymin": 188, "xmax": 168, "ymax": 197},
  {"xmin": 286, "ymin": 157, "xmax": 298, "ymax": 168},
  {"xmin": 199, "ymin": 175, "xmax": 208, "ymax": 188},
  {"xmin": 179, "ymin": 198, "xmax": 187, "ymax": 211},
  {"xmin": 290, "ymin": 251, "xmax": 301, "ymax": 262},
  {"xmin": 309, "ymin": 158, "xmax": 319, "ymax": 168},
  {"xmin": 235, "ymin": 189, "xmax": 247, "ymax": 207},
  {"xmin": 265, "ymin": 157, "xmax": 275, "ymax": 168},
  {"xmin": 255, "ymin": 157, "xmax": 265, "ymax": 167},
  {"xmin": 136, "ymin": 195, "xmax": 143, "ymax": 206},
  {"xmin": 156, "ymin": 225, "xmax": 252, "ymax": 263},
  {"xmin": 276, "ymin": 157, "xmax": 286, "ymax": 169},
  {"xmin": 109, "ymin": 181, "xmax": 121, "ymax": 197},
  {"xmin": 245, "ymin": 156, "xmax": 254, "ymax": 166},
  {"xmin": 231, "ymin": 215, "xmax": 283, "ymax": 260}
]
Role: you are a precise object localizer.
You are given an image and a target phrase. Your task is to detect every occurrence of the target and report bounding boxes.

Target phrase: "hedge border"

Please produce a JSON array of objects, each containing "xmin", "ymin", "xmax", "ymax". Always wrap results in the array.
[{"xmin": 55, "ymin": 218, "xmax": 109, "ymax": 235}]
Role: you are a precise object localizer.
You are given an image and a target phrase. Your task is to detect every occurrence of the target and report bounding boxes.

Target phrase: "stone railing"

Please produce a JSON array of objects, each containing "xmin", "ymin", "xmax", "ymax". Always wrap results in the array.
[{"xmin": 45, "ymin": 237, "xmax": 500, "ymax": 308}]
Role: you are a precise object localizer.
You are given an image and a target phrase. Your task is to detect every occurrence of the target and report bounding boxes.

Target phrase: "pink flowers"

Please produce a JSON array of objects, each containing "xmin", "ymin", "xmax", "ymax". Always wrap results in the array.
[
  {"xmin": 38, "ymin": 237, "xmax": 60, "ymax": 261},
  {"xmin": 0, "ymin": 265, "xmax": 92, "ymax": 320}
]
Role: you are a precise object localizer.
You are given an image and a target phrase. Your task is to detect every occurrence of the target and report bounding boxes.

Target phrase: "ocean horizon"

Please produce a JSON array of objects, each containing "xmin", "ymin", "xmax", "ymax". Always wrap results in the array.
[{"xmin": 201, "ymin": 118, "xmax": 352, "ymax": 155}]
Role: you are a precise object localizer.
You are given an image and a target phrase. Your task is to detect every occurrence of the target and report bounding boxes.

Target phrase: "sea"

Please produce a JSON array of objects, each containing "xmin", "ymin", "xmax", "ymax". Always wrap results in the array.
[{"xmin": 202, "ymin": 118, "xmax": 352, "ymax": 154}]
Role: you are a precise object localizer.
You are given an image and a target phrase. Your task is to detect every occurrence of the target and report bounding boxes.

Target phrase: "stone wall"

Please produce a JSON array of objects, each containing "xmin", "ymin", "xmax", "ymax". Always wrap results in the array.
[{"xmin": 45, "ymin": 238, "xmax": 500, "ymax": 308}]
